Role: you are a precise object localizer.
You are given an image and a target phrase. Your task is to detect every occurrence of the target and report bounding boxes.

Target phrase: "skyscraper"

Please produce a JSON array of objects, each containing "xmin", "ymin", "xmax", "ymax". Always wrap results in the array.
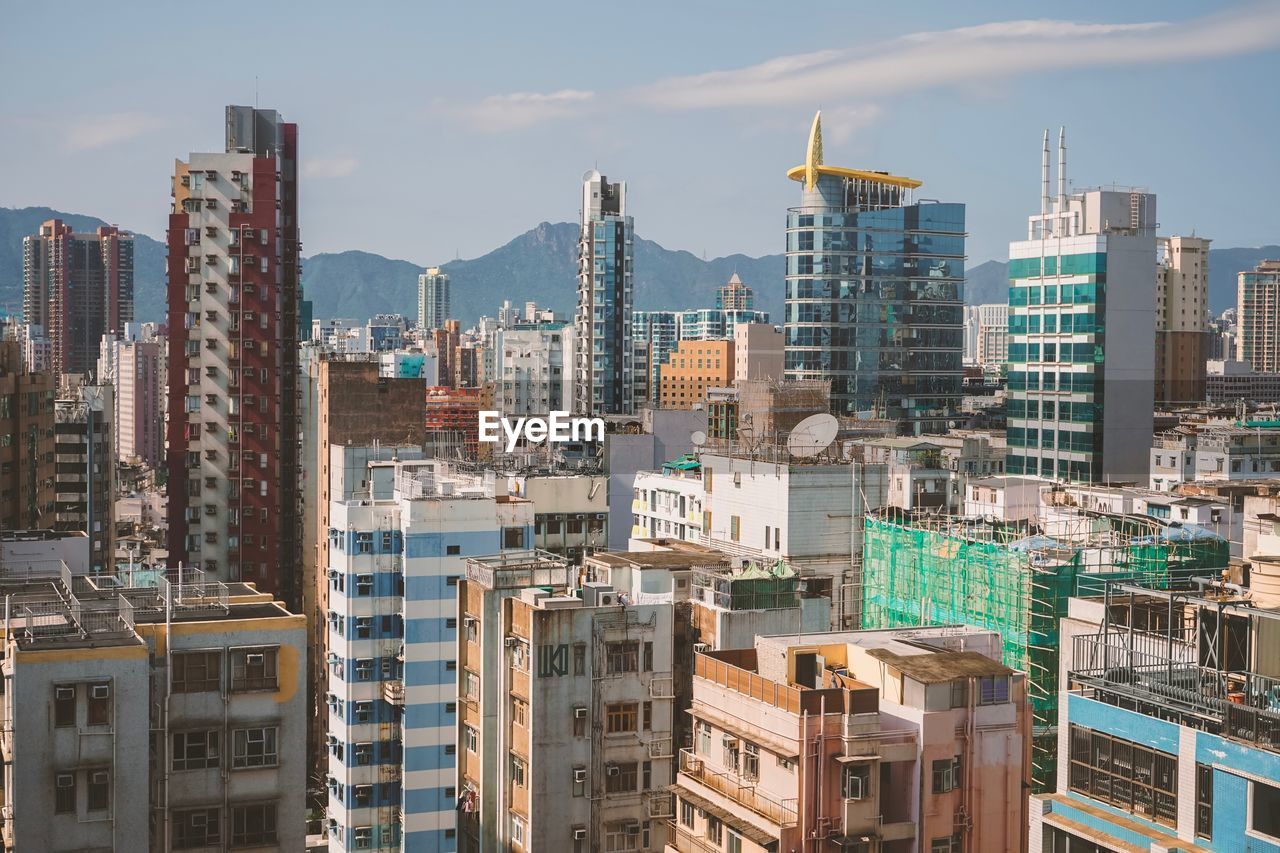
[
  {"xmin": 715, "ymin": 272, "xmax": 753, "ymax": 310},
  {"xmin": 23, "ymin": 219, "xmax": 134, "ymax": 376},
  {"xmin": 574, "ymin": 170, "xmax": 634, "ymax": 415},
  {"xmin": 1005, "ymin": 129, "xmax": 1156, "ymax": 483},
  {"xmin": 1237, "ymin": 259, "xmax": 1280, "ymax": 373},
  {"xmin": 783, "ymin": 112, "xmax": 965, "ymax": 432},
  {"xmin": 418, "ymin": 267, "xmax": 449, "ymax": 330},
  {"xmin": 165, "ymin": 105, "xmax": 302, "ymax": 607},
  {"xmin": 1155, "ymin": 235, "xmax": 1210, "ymax": 403}
]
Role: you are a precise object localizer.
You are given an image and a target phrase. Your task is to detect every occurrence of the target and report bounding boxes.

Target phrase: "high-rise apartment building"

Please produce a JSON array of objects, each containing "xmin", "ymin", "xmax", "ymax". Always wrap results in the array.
[
  {"xmin": 715, "ymin": 273, "xmax": 753, "ymax": 311},
  {"xmin": 98, "ymin": 330, "xmax": 164, "ymax": 468},
  {"xmin": 0, "ymin": 340, "xmax": 55, "ymax": 530},
  {"xmin": 733, "ymin": 323, "xmax": 784, "ymax": 382},
  {"xmin": 965, "ymin": 303, "xmax": 1009, "ymax": 368},
  {"xmin": 22, "ymin": 219, "xmax": 134, "ymax": 376},
  {"xmin": 1155, "ymin": 235, "xmax": 1211, "ymax": 403},
  {"xmin": 53, "ymin": 385, "xmax": 113, "ymax": 573},
  {"xmin": 324, "ymin": 460, "xmax": 534, "ymax": 852},
  {"xmin": 1237, "ymin": 259, "xmax": 1280, "ymax": 373},
  {"xmin": 783, "ymin": 112, "xmax": 965, "ymax": 432},
  {"xmin": 0, "ymin": 569, "xmax": 307, "ymax": 853},
  {"xmin": 458, "ymin": 554, "xmax": 678, "ymax": 853},
  {"xmin": 574, "ymin": 170, "xmax": 634, "ymax": 415},
  {"xmin": 495, "ymin": 321, "xmax": 574, "ymax": 416},
  {"xmin": 165, "ymin": 105, "xmax": 302, "ymax": 607},
  {"xmin": 1006, "ymin": 129, "xmax": 1156, "ymax": 483},
  {"xmin": 417, "ymin": 268, "xmax": 449, "ymax": 331},
  {"xmin": 633, "ymin": 311, "xmax": 679, "ymax": 406}
]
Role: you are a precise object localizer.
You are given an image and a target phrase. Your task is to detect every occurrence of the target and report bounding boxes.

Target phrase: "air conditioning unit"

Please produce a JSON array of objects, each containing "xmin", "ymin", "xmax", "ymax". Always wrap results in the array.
[
  {"xmin": 605, "ymin": 763, "xmax": 620, "ymax": 777},
  {"xmin": 722, "ymin": 735, "xmax": 738, "ymax": 747},
  {"xmin": 90, "ymin": 685, "xmax": 110, "ymax": 700},
  {"xmin": 573, "ymin": 707, "xmax": 588, "ymax": 719},
  {"xmin": 599, "ymin": 594, "xmax": 614, "ymax": 606},
  {"xmin": 463, "ymin": 616, "xmax": 478, "ymax": 629},
  {"xmin": 574, "ymin": 513, "xmax": 586, "ymax": 520},
  {"xmin": 504, "ymin": 637, "xmax": 519, "ymax": 648},
  {"xmin": 572, "ymin": 827, "xmax": 587, "ymax": 840},
  {"xmin": 92, "ymin": 771, "xmax": 109, "ymax": 785},
  {"xmin": 55, "ymin": 686, "xmax": 74, "ymax": 701},
  {"xmin": 573, "ymin": 768, "xmax": 587, "ymax": 783},
  {"xmin": 624, "ymin": 822, "xmax": 641, "ymax": 835},
  {"xmin": 246, "ymin": 653, "xmax": 265, "ymax": 665},
  {"xmin": 56, "ymin": 774, "xmax": 74, "ymax": 788},
  {"xmin": 693, "ymin": 643, "xmax": 709, "ymax": 654},
  {"xmin": 594, "ymin": 513, "xmax": 606, "ymax": 520},
  {"xmin": 191, "ymin": 813, "xmax": 207, "ymax": 828}
]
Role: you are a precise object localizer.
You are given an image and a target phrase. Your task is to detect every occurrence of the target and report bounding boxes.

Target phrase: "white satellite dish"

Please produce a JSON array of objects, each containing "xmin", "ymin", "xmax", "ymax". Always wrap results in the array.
[
  {"xmin": 690, "ymin": 430, "xmax": 707, "ymax": 447},
  {"xmin": 787, "ymin": 413, "xmax": 839, "ymax": 458}
]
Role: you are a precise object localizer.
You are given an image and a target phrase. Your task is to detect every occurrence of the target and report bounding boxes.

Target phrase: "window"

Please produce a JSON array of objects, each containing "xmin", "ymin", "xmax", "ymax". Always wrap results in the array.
[
  {"xmin": 723, "ymin": 736, "xmax": 740, "ymax": 772},
  {"xmin": 54, "ymin": 773, "xmax": 75, "ymax": 814},
  {"xmin": 87, "ymin": 770, "xmax": 109, "ymax": 812},
  {"xmin": 231, "ymin": 802, "xmax": 277, "ymax": 847},
  {"xmin": 573, "ymin": 643, "xmax": 586, "ymax": 675},
  {"xmin": 502, "ymin": 526, "xmax": 525, "ymax": 549},
  {"xmin": 54, "ymin": 685, "xmax": 76, "ymax": 726},
  {"xmin": 643, "ymin": 641, "xmax": 654, "ymax": 671},
  {"xmin": 606, "ymin": 641, "xmax": 639, "ymax": 673},
  {"xmin": 977, "ymin": 675, "xmax": 1009, "ymax": 705},
  {"xmin": 727, "ymin": 829, "xmax": 743, "ymax": 853},
  {"xmin": 642, "ymin": 701, "xmax": 652, "ymax": 730},
  {"xmin": 697, "ymin": 721, "xmax": 711, "ymax": 754},
  {"xmin": 231, "ymin": 647, "xmax": 278, "ymax": 691},
  {"xmin": 446, "ymin": 544, "xmax": 461, "ymax": 555},
  {"xmin": 1068, "ymin": 725, "xmax": 1177, "ymax": 826},
  {"xmin": 932, "ymin": 757, "xmax": 961, "ymax": 793},
  {"xmin": 87, "ymin": 683, "xmax": 111, "ymax": 726},
  {"xmin": 842, "ymin": 763, "xmax": 869, "ymax": 799},
  {"xmin": 464, "ymin": 726, "xmax": 478, "ymax": 753},
  {"xmin": 511, "ymin": 697, "xmax": 528, "ymax": 727},
  {"xmin": 573, "ymin": 706, "xmax": 587, "ymax": 737},
  {"xmin": 1195, "ymin": 763, "xmax": 1212, "ymax": 839},
  {"xmin": 233, "ymin": 727, "xmax": 279, "ymax": 768},
  {"xmin": 680, "ymin": 798, "xmax": 695, "ymax": 827},
  {"xmin": 742, "ymin": 742, "xmax": 759, "ymax": 780},
  {"xmin": 355, "ymin": 574, "xmax": 373, "ymax": 596},
  {"xmin": 173, "ymin": 651, "xmax": 221, "ymax": 693},
  {"xmin": 606, "ymin": 702, "xmax": 639, "ymax": 734},
  {"xmin": 605, "ymin": 761, "xmax": 638, "ymax": 793},
  {"xmin": 573, "ymin": 766, "xmax": 587, "ymax": 797},
  {"xmin": 173, "ymin": 807, "xmax": 221, "ymax": 849},
  {"xmin": 930, "ymin": 834, "xmax": 962, "ymax": 853},
  {"xmin": 1253, "ymin": 779, "xmax": 1280, "ymax": 840},
  {"xmin": 512, "ymin": 815, "xmax": 527, "ymax": 848},
  {"xmin": 511, "ymin": 755, "xmax": 527, "ymax": 787},
  {"xmin": 777, "ymin": 754, "xmax": 795, "ymax": 771},
  {"xmin": 706, "ymin": 816, "xmax": 723, "ymax": 844},
  {"xmin": 174, "ymin": 730, "xmax": 221, "ymax": 771}
]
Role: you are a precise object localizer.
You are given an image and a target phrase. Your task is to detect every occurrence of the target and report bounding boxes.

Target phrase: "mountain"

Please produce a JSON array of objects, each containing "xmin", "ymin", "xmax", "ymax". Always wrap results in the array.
[
  {"xmin": 2, "ymin": 206, "xmax": 1273, "ymax": 324},
  {"xmin": 302, "ymin": 222, "xmax": 787, "ymax": 325}
]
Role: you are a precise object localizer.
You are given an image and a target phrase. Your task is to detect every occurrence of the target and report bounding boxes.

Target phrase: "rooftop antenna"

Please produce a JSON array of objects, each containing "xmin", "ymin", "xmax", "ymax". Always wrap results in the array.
[
  {"xmin": 1040, "ymin": 129, "xmax": 1050, "ymax": 216},
  {"xmin": 1057, "ymin": 126, "xmax": 1067, "ymax": 211},
  {"xmin": 255, "ymin": 76, "xmax": 259, "ymax": 109},
  {"xmin": 787, "ymin": 413, "xmax": 838, "ymax": 459}
]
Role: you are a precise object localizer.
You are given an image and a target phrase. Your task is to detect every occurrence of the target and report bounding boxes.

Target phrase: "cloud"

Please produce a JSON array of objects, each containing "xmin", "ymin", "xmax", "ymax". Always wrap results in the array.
[
  {"xmin": 456, "ymin": 89, "xmax": 595, "ymax": 132},
  {"xmin": 634, "ymin": 5, "xmax": 1280, "ymax": 109},
  {"xmin": 818, "ymin": 105, "xmax": 885, "ymax": 146},
  {"xmin": 304, "ymin": 157, "xmax": 360, "ymax": 179},
  {"xmin": 66, "ymin": 112, "xmax": 167, "ymax": 150}
]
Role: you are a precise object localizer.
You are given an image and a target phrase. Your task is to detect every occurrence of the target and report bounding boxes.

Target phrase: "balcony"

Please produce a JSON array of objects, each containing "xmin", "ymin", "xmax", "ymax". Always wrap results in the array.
[
  {"xmin": 382, "ymin": 681, "xmax": 404, "ymax": 707},
  {"xmin": 677, "ymin": 749, "xmax": 797, "ymax": 826},
  {"xmin": 666, "ymin": 822, "xmax": 721, "ymax": 853}
]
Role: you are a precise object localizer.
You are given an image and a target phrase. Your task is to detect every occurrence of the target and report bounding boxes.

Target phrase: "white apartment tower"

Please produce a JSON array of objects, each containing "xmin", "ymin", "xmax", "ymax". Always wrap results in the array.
[{"xmin": 418, "ymin": 268, "xmax": 450, "ymax": 331}]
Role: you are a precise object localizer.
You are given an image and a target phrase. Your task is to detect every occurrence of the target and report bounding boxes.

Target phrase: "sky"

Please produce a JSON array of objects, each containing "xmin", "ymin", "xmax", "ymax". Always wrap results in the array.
[{"xmin": 2, "ymin": 1, "xmax": 1278, "ymax": 267}]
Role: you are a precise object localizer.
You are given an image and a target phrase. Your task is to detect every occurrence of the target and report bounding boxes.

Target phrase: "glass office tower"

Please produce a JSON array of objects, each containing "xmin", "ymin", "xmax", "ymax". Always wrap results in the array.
[{"xmin": 783, "ymin": 112, "xmax": 965, "ymax": 433}]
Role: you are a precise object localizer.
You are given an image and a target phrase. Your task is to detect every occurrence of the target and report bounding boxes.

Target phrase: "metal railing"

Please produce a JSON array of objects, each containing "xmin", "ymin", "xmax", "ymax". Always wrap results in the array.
[
  {"xmin": 666, "ymin": 821, "xmax": 722, "ymax": 853},
  {"xmin": 678, "ymin": 749, "xmax": 797, "ymax": 826}
]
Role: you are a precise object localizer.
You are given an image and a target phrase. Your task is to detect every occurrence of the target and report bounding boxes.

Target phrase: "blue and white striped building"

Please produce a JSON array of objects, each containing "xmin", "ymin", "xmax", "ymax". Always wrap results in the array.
[{"xmin": 324, "ymin": 459, "xmax": 534, "ymax": 851}]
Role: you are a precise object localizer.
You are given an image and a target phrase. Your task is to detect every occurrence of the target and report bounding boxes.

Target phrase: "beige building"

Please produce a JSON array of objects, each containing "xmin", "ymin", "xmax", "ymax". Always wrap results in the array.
[
  {"xmin": 733, "ymin": 323, "xmax": 783, "ymax": 382},
  {"xmin": 659, "ymin": 340, "xmax": 734, "ymax": 410},
  {"xmin": 1155, "ymin": 235, "xmax": 1210, "ymax": 403},
  {"xmin": 458, "ymin": 552, "xmax": 683, "ymax": 852},
  {"xmin": 669, "ymin": 626, "xmax": 1029, "ymax": 853},
  {"xmin": 1237, "ymin": 259, "xmax": 1280, "ymax": 373}
]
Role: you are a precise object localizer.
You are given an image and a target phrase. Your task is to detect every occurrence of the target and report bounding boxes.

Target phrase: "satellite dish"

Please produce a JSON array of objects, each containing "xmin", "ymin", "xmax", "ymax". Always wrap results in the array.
[
  {"xmin": 690, "ymin": 430, "xmax": 707, "ymax": 447},
  {"xmin": 787, "ymin": 413, "xmax": 839, "ymax": 458}
]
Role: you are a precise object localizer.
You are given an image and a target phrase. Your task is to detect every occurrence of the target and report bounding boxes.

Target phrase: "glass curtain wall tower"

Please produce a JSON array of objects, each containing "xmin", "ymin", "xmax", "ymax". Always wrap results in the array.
[
  {"xmin": 574, "ymin": 170, "xmax": 634, "ymax": 415},
  {"xmin": 783, "ymin": 112, "xmax": 965, "ymax": 433}
]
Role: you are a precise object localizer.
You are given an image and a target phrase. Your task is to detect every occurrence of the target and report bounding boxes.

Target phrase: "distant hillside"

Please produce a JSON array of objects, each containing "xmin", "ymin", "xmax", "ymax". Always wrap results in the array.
[{"xmin": 2, "ymin": 206, "xmax": 1272, "ymax": 324}]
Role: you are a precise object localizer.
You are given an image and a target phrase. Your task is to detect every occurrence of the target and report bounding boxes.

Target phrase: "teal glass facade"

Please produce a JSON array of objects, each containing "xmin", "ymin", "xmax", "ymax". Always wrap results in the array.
[
  {"xmin": 1005, "ymin": 251, "xmax": 1107, "ymax": 481},
  {"xmin": 783, "ymin": 184, "xmax": 965, "ymax": 431}
]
